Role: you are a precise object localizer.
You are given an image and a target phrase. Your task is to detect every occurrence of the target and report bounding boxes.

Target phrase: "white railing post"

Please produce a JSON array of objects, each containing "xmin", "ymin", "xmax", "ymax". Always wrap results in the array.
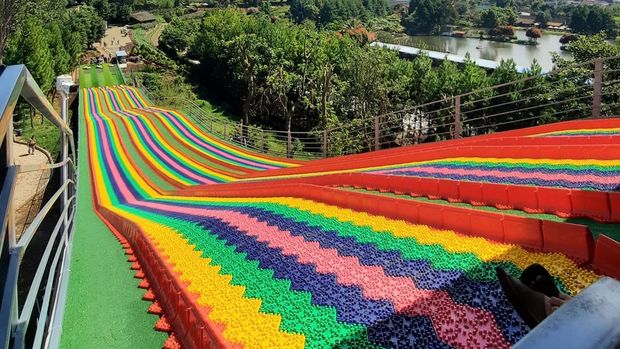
[
  {"xmin": 57, "ymin": 76, "xmax": 74, "ymax": 239},
  {"xmin": 592, "ymin": 59, "xmax": 603, "ymax": 118}
]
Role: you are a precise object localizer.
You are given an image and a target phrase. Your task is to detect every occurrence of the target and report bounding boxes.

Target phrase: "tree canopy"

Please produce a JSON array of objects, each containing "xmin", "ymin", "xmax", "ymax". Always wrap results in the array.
[
  {"xmin": 3, "ymin": 1, "xmax": 106, "ymax": 91},
  {"xmin": 570, "ymin": 6, "xmax": 617, "ymax": 38},
  {"xmin": 176, "ymin": 9, "xmax": 540, "ymax": 154},
  {"xmin": 289, "ymin": 0, "xmax": 389, "ymax": 25}
]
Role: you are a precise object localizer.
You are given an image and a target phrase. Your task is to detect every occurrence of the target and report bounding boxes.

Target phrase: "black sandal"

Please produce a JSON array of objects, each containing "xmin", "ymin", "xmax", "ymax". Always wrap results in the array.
[
  {"xmin": 520, "ymin": 263, "xmax": 560, "ymax": 298},
  {"xmin": 496, "ymin": 267, "xmax": 548, "ymax": 329}
]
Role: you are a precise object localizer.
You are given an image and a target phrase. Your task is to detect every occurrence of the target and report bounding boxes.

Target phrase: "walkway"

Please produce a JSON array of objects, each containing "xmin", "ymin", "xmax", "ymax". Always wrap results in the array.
[
  {"xmin": 372, "ymin": 42, "xmax": 538, "ymax": 73},
  {"xmin": 13, "ymin": 142, "xmax": 50, "ymax": 237}
]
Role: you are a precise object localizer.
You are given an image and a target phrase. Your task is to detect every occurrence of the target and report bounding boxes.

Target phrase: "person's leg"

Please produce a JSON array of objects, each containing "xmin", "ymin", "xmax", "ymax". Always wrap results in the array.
[{"xmin": 497, "ymin": 267, "xmax": 548, "ymax": 328}]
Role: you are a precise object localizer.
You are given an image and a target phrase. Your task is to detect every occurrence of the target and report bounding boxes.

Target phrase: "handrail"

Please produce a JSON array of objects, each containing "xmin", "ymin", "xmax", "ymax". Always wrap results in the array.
[
  {"xmin": 17, "ymin": 180, "xmax": 74, "ymax": 251},
  {"xmin": 16, "ymin": 157, "xmax": 74, "ymax": 173},
  {"xmin": 0, "ymin": 65, "xmax": 77, "ymax": 349},
  {"xmin": 13, "ymin": 195, "xmax": 76, "ymax": 348}
]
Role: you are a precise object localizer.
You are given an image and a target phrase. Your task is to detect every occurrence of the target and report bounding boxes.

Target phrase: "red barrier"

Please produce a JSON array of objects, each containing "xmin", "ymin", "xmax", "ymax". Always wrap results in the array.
[
  {"xmin": 417, "ymin": 204, "xmax": 444, "ymax": 228},
  {"xmin": 482, "ymin": 184, "xmax": 510, "ymax": 209},
  {"xmin": 418, "ymin": 178, "xmax": 439, "ymax": 197},
  {"xmin": 242, "ymin": 143, "xmax": 617, "ymax": 180},
  {"xmin": 570, "ymin": 190, "xmax": 611, "ymax": 222},
  {"xmin": 541, "ymin": 221, "xmax": 594, "ymax": 262},
  {"xmin": 537, "ymin": 187, "xmax": 572, "ymax": 217},
  {"xmin": 397, "ymin": 201, "xmax": 419, "ymax": 222},
  {"xmin": 502, "ymin": 215, "xmax": 543, "ymax": 250},
  {"xmin": 96, "ymin": 207, "xmax": 231, "ymax": 349},
  {"xmin": 609, "ymin": 193, "xmax": 620, "ymax": 222},
  {"xmin": 442, "ymin": 207, "xmax": 471, "ymax": 234},
  {"xmin": 469, "ymin": 211, "xmax": 504, "ymax": 242},
  {"xmin": 437, "ymin": 179, "xmax": 460, "ymax": 202},
  {"xmin": 593, "ymin": 235, "xmax": 620, "ymax": 280},
  {"xmin": 388, "ymin": 175, "xmax": 407, "ymax": 194},
  {"xmin": 459, "ymin": 181, "xmax": 484, "ymax": 205},
  {"xmin": 182, "ymin": 172, "xmax": 619, "ymax": 222}
]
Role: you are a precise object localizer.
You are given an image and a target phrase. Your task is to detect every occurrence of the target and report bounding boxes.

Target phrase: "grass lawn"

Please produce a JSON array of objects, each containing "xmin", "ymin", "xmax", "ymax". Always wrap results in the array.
[{"xmin": 20, "ymin": 114, "xmax": 62, "ymax": 157}]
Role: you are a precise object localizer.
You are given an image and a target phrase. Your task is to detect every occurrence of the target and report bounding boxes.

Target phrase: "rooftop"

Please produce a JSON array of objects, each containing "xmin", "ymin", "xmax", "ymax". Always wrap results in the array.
[{"xmin": 130, "ymin": 11, "xmax": 156, "ymax": 23}]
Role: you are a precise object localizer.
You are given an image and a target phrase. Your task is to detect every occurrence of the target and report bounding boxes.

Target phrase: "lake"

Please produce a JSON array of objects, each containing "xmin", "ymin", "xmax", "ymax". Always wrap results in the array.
[{"xmin": 399, "ymin": 30, "xmax": 571, "ymax": 72}]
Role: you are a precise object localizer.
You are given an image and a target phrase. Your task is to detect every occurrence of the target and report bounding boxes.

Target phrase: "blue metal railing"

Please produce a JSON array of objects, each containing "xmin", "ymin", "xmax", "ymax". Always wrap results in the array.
[{"xmin": 0, "ymin": 65, "xmax": 77, "ymax": 349}]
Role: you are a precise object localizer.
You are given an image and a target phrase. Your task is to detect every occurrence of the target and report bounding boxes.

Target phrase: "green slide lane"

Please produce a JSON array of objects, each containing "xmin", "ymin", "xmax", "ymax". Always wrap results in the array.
[
  {"xmin": 79, "ymin": 65, "xmax": 124, "ymax": 89},
  {"xmin": 60, "ymin": 89, "xmax": 166, "ymax": 348}
]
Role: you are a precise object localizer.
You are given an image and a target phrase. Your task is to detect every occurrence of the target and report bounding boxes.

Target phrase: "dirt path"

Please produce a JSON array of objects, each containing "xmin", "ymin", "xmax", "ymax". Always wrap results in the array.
[
  {"xmin": 150, "ymin": 23, "xmax": 167, "ymax": 47},
  {"xmin": 13, "ymin": 142, "xmax": 51, "ymax": 237}
]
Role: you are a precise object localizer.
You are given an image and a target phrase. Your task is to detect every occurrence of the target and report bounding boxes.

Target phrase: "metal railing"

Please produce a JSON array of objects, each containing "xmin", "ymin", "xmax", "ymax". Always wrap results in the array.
[
  {"xmin": 0, "ymin": 65, "xmax": 77, "ymax": 349},
  {"xmin": 131, "ymin": 56, "xmax": 619, "ymax": 159}
]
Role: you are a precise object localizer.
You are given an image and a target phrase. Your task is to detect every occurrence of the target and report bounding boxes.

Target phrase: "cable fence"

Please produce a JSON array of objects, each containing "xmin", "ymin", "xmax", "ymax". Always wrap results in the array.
[{"xmin": 130, "ymin": 56, "xmax": 620, "ymax": 160}]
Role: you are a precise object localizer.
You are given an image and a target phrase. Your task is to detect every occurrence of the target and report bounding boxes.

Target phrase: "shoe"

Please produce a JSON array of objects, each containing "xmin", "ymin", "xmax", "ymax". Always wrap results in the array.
[
  {"xmin": 520, "ymin": 263, "xmax": 560, "ymax": 298},
  {"xmin": 496, "ymin": 267, "xmax": 547, "ymax": 329}
]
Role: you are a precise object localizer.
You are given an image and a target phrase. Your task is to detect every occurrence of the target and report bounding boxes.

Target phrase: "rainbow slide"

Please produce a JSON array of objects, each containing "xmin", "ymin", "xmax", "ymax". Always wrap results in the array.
[{"xmin": 66, "ymin": 84, "xmax": 620, "ymax": 348}]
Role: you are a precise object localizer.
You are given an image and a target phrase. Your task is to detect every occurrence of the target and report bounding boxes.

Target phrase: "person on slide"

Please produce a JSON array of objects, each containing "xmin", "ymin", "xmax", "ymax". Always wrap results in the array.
[{"xmin": 496, "ymin": 264, "xmax": 572, "ymax": 329}]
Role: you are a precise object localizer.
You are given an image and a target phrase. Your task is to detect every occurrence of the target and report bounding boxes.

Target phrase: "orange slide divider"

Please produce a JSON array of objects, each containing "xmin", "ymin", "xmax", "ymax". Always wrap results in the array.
[{"xmin": 185, "ymin": 173, "xmax": 618, "ymax": 223}]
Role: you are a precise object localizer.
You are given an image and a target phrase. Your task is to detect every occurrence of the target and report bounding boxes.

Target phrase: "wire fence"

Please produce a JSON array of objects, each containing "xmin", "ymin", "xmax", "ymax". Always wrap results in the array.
[{"xmin": 132, "ymin": 56, "xmax": 620, "ymax": 159}]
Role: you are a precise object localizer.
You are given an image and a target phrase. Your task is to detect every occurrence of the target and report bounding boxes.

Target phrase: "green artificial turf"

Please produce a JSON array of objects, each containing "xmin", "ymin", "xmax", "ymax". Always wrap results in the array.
[
  {"xmin": 341, "ymin": 187, "xmax": 620, "ymax": 242},
  {"xmin": 60, "ymin": 90, "xmax": 166, "ymax": 348},
  {"xmin": 79, "ymin": 65, "xmax": 124, "ymax": 89}
]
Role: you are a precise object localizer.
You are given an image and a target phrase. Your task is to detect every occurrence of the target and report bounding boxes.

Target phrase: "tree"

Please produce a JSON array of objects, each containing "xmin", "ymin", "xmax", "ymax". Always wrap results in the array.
[
  {"xmin": 87, "ymin": 0, "xmax": 136, "ymax": 22},
  {"xmin": 290, "ymin": 0, "xmax": 322, "ymax": 23},
  {"xmin": 535, "ymin": 11, "xmax": 550, "ymax": 28},
  {"xmin": 290, "ymin": 0, "xmax": 388, "ymax": 25},
  {"xmin": 159, "ymin": 18, "xmax": 199, "ymax": 57},
  {"xmin": 48, "ymin": 23, "xmax": 70, "ymax": 75},
  {"xmin": 0, "ymin": 0, "xmax": 24, "ymax": 65},
  {"xmin": 488, "ymin": 25, "xmax": 514, "ymax": 39},
  {"xmin": 227, "ymin": 33, "xmax": 269, "ymax": 128},
  {"xmin": 570, "ymin": 7, "xmax": 588, "ymax": 34},
  {"xmin": 66, "ymin": 6, "xmax": 106, "ymax": 48},
  {"xmin": 559, "ymin": 33, "xmax": 578, "ymax": 45},
  {"xmin": 569, "ymin": 6, "xmax": 617, "ymax": 38},
  {"xmin": 405, "ymin": 0, "xmax": 455, "ymax": 34},
  {"xmin": 5, "ymin": 17, "xmax": 55, "ymax": 92},
  {"xmin": 478, "ymin": 6, "xmax": 516, "ymax": 28},
  {"xmin": 565, "ymin": 33, "xmax": 620, "ymax": 62},
  {"xmin": 526, "ymin": 27, "xmax": 542, "ymax": 42},
  {"xmin": 64, "ymin": 31, "xmax": 84, "ymax": 68}
]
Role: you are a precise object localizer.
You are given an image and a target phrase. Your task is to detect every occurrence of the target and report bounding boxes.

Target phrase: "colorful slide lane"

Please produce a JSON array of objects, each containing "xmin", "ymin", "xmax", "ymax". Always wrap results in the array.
[{"xmin": 68, "ymin": 84, "xmax": 610, "ymax": 348}]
